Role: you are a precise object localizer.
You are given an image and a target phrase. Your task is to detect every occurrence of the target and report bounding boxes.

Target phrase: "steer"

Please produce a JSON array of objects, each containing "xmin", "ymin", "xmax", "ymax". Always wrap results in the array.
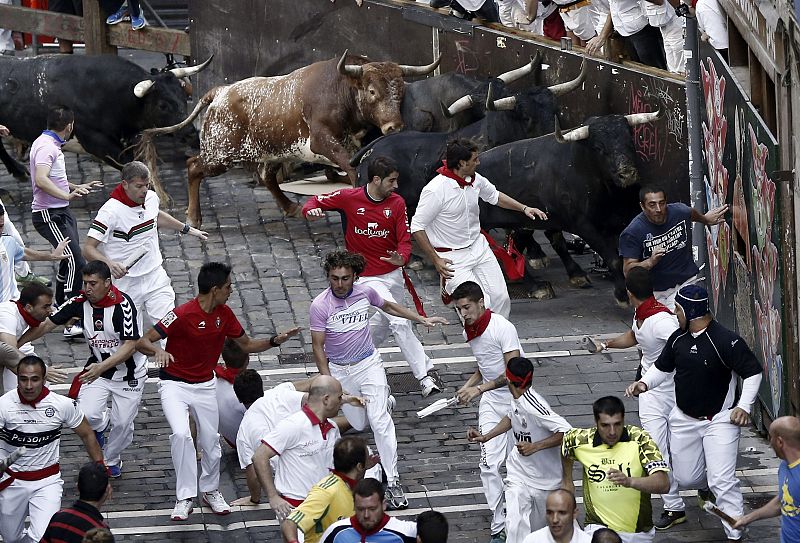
[
  {"xmin": 476, "ymin": 112, "xmax": 662, "ymax": 305},
  {"xmin": 0, "ymin": 55, "xmax": 207, "ymax": 179},
  {"xmin": 138, "ymin": 51, "xmax": 440, "ymax": 227}
]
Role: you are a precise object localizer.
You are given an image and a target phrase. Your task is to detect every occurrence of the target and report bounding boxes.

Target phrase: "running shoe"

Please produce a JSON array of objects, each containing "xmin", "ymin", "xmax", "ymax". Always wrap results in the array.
[
  {"xmin": 171, "ymin": 499, "xmax": 193, "ymax": 521},
  {"xmin": 63, "ymin": 324, "xmax": 84, "ymax": 339},
  {"xmin": 16, "ymin": 272, "xmax": 51, "ymax": 288},
  {"xmin": 488, "ymin": 530, "xmax": 507, "ymax": 543},
  {"xmin": 202, "ymin": 490, "xmax": 231, "ymax": 515},
  {"xmin": 385, "ymin": 481, "xmax": 408, "ymax": 510},
  {"xmin": 420, "ymin": 375, "xmax": 441, "ymax": 398},
  {"xmin": 107, "ymin": 463, "xmax": 122, "ymax": 479},
  {"xmin": 387, "ymin": 394, "xmax": 396, "ymax": 414},
  {"xmin": 106, "ymin": 5, "xmax": 129, "ymax": 24},
  {"xmin": 654, "ymin": 510, "xmax": 686, "ymax": 530},
  {"xmin": 131, "ymin": 14, "xmax": 148, "ymax": 30}
]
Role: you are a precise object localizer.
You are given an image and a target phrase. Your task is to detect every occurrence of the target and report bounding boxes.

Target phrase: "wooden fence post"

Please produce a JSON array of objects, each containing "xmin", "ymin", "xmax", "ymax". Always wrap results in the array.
[{"xmin": 83, "ymin": 0, "xmax": 117, "ymax": 55}]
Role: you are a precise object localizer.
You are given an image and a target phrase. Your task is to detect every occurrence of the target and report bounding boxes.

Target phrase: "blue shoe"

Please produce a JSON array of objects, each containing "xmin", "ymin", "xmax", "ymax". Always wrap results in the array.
[
  {"xmin": 94, "ymin": 429, "xmax": 105, "ymax": 449},
  {"xmin": 106, "ymin": 6, "xmax": 129, "ymax": 24},
  {"xmin": 107, "ymin": 463, "xmax": 122, "ymax": 478},
  {"xmin": 131, "ymin": 14, "xmax": 147, "ymax": 30}
]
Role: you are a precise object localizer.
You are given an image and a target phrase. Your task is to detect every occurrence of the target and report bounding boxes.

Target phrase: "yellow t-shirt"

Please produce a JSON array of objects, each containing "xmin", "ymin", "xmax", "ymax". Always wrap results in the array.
[
  {"xmin": 286, "ymin": 472, "xmax": 355, "ymax": 543},
  {"xmin": 562, "ymin": 425, "xmax": 668, "ymax": 534}
]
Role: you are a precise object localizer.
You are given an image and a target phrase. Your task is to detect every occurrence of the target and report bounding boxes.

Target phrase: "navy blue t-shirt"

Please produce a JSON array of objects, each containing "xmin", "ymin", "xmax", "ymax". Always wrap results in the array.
[{"xmin": 618, "ymin": 203, "xmax": 699, "ymax": 291}]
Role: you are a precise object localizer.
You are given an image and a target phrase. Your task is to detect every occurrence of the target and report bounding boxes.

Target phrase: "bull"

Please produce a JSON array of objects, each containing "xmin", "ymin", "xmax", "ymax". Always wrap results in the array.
[
  {"xmin": 0, "ymin": 54, "xmax": 208, "ymax": 179},
  {"xmin": 137, "ymin": 51, "xmax": 440, "ymax": 227},
  {"xmin": 476, "ymin": 111, "xmax": 662, "ymax": 305}
]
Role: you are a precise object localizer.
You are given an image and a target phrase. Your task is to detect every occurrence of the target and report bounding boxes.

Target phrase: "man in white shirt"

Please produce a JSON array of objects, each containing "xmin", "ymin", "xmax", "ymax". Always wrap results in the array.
[
  {"xmin": 588, "ymin": 267, "xmax": 686, "ymax": 531},
  {"xmin": 586, "ymin": 0, "xmax": 667, "ymax": 70},
  {"xmin": 83, "ymin": 161, "xmax": 208, "ymax": 329},
  {"xmin": 523, "ymin": 489, "xmax": 591, "ymax": 543},
  {"xmin": 410, "ymin": 139, "xmax": 547, "ymax": 319},
  {"xmin": 0, "ymin": 284, "xmax": 54, "ymax": 391},
  {"xmin": 470, "ymin": 357, "xmax": 572, "ymax": 543},
  {"xmin": 454, "ymin": 281, "xmax": 523, "ymax": 543}
]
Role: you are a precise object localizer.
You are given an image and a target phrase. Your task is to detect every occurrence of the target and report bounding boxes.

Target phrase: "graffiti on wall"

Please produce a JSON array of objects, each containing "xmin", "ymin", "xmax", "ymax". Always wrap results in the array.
[
  {"xmin": 700, "ymin": 53, "xmax": 783, "ymax": 417},
  {"xmin": 627, "ymin": 76, "xmax": 688, "ymax": 166}
]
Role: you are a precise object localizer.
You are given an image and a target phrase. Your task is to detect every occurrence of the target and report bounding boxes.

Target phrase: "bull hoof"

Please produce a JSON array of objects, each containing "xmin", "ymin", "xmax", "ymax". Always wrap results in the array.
[
  {"xmin": 284, "ymin": 203, "xmax": 303, "ymax": 218},
  {"xmin": 527, "ymin": 257, "xmax": 549, "ymax": 270},
  {"xmin": 185, "ymin": 211, "xmax": 202, "ymax": 229},
  {"xmin": 528, "ymin": 283, "xmax": 555, "ymax": 300},
  {"xmin": 325, "ymin": 167, "xmax": 346, "ymax": 182},
  {"xmin": 569, "ymin": 275, "xmax": 592, "ymax": 288}
]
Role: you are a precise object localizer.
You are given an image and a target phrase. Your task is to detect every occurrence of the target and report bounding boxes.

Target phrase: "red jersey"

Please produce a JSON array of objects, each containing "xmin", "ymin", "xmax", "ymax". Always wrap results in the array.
[
  {"xmin": 302, "ymin": 187, "xmax": 411, "ymax": 276},
  {"xmin": 154, "ymin": 298, "xmax": 245, "ymax": 383}
]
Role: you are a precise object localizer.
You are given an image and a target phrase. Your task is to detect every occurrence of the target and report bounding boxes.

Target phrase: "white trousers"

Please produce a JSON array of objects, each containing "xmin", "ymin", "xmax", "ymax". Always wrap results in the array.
[
  {"xmin": 78, "ymin": 376, "xmax": 145, "ymax": 466},
  {"xmin": 478, "ymin": 394, "xmax": 513, "ymax": 534},
  {"xmin": 159, "ymin": 378, "xmax": 221, "ymax": 500},
  {"xmin": 216, "ymin": 378, "xmax": 246, "ymax": 446},
  {"xmin": 329, "ymin": 351, "xmax": 399, "ymax": 483},
  {"xmin": 505, "ymin": 481, "xmax": 551, "ymax": 543},
  {"xmin": 115, "ymin": 266, "xmax": 175, "ymax": 327},
  {"xmin": 638, "ymin": 389, "xmax": 684, "ymax": 512},
  {"xmin": 440, "ymin": 236, "xmax": 511, "ymax": 319},
  {"xmin": 585, "ymin": 524, "xmax": 655, "ymax": 543},
  {"xmin": 654, "ymin": 274, "xmax": 701, "ymax": 311},
  {"xmin": 2, "ymin": 216, "xmax": 30, "ymax": 277},
  {"xmin": 660, "ymin": 16, "xmax": 686, "ymax": 73},
  {"xmin": 0, "ymin": 474, "xmax": 63, "ymax": 543},
  {"xmin": 358, "ymin": 269, "xmax": 433, "ymax": 380},
  {"xmin": 669, "ymin": 407, "xmax": 743, "ymax": 539}
]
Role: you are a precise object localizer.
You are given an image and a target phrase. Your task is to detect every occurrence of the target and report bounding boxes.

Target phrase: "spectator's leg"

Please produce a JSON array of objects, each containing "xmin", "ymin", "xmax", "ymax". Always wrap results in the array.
[{"xmin": 627, "ymin": 25, "xmax": 668, "ymax": 70}]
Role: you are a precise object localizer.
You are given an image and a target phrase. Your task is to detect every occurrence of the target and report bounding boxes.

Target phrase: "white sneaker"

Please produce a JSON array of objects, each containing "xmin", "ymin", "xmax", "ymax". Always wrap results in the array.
[
  {"xmin": 202, "ymin": 490, "xmax": 231, "ymax": 515},
  {"xmin": 387, "ymin": 394, "xmax": 396, "ymax": 414},
  {"xmin": 171, "ymin": 499, "xmax": 193, "ymax": 521},
  {"xmin": 420, "ymin": 375, "xmax": 442, "ymax": 398},
  {"xmin": 63, "ymin": 324, "xmax": 84, "ymax": 338}
]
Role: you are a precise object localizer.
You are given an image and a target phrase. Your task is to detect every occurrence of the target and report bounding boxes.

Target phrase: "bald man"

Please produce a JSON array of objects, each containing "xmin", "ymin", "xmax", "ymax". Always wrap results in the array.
[
  {"xmin": 523, "ymin": 489, "xmax": 591, "ymax": 543},
  {"xmin": 734, "ymin": 416, "xmax": 800, "ymax": 542}
]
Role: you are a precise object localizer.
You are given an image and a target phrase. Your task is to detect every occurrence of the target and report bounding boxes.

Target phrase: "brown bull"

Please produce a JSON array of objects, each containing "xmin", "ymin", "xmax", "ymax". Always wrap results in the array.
[{"xmin": 138, "ymin": 51, "xmax": 440, "ymax": 226}]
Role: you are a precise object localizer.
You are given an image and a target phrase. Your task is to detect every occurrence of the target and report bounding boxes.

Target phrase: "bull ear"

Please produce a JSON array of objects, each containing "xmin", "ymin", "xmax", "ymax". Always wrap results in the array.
[
  {"xmin": 168, "ymin": 56, "xmax": 213, "ymax": 79},
  {"xmin": 553, "ymin": 115, "xmax": 589, "ymax": 143},
  {"xmin": 134, "ymin": 80, "xmax": 156, "ymax": 98},
  {"xmin": 625, "ymin": 110, "xmax": 661, "ymax": 126},
  {"xmin": 497, "ymin": 51, "xmax": 541, "ymax": 84},
  {"xmin": 443, "ymin": 95, "xmax": 474, "ymax": 117},
  {"xmin": 547, "ymin": 57, "xmax": 587, "ymax": 97},
  {"xmin": 398, "ymin": 55, "xmax": 442, "ymax": 77},
  {"xmin": 337, "ymin": 49, "xmax": 363, "ymax": 77}
]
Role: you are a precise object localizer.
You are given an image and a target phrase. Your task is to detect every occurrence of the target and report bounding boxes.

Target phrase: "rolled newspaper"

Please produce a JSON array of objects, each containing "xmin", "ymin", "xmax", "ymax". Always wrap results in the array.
[
  {"xmin": 702, "ymin": 501, "xmax": 737, "ymax": 527},
  {"xmin": 416, "ymin": 396, "xmax": 459, "ymax": 418},
  {"xmin": 122, "ymin": 246, "xmax": 149, "ymax": 270}
]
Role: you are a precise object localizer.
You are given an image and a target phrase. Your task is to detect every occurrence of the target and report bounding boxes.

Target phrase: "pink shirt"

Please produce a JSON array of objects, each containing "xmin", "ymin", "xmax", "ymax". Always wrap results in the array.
[
  {"xmin": 309, "ymin": 284, "xmax": 384, "ymax": 364},
  {"xmin": 29, "ymin": 132, "xmax": 69, "ymax": 211}
]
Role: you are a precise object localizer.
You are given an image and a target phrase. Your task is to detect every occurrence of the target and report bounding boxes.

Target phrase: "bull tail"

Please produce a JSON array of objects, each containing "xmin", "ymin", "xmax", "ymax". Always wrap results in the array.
[{"xmin": 134, "ymin": 87, "xmax": 221, "ymax": 206}]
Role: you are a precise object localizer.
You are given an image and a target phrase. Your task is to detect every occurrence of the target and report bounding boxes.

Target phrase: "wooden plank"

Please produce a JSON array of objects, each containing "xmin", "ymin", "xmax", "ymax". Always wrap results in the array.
[
  {"xmin": 107, "ymin": 25, "xmax": 190, "ymax": 56},
  {"xmin": 83, "ymin": 0, "xmax": 116, "ymax": 55},
  {"xmin": 0, "ymin": 4, "xmax": 84, "ymax": 41}
]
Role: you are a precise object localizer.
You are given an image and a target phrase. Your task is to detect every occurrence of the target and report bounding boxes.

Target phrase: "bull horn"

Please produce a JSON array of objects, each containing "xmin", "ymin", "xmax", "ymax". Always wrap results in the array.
[
  {"xmin": 169, "ymin": 55, "xmax": 214, "ymax": 79},
  {"xmin": 625, "ymin": 110, "xmax": 662, "ymax": 126},
  {"xmin": 133, "ymin": 79, "xmax": 155, "ymax": 98},
  {"xmin": 497, "ymin": 52, "xmax": 542, "ymax": 84},
  {"xmin": 337, "ymin": 49, "xmax": 363, "ymax": 77},
  {"xmin": 553, "ymin": 115, "xmax": 589, "ymax": 143},
  {"xmin": 444, "ymin": 95, "xmax": 474, "ymax": 117},
  {"xmin": 486, "ymin": 81, "xmax": 516, "ymax": 111},
  {"xmin": 398, "ymin": 55, "xmax": 442, "ymax": 77},
  {"xmin": 547, "ymin": 58, "xmax": 587, "ymax": 97}
]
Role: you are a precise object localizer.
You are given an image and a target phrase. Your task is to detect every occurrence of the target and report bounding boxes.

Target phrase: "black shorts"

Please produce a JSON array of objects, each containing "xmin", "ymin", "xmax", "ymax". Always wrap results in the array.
[{"xmin": 48, "ymin": 0, "xmax": 83, "ymax": 16}]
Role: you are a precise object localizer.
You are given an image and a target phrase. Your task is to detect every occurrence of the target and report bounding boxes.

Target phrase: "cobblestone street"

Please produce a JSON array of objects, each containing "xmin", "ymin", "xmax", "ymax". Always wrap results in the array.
[{"xmin": 0, "ymin": 137, "xmax": 781, "ymax": 542}]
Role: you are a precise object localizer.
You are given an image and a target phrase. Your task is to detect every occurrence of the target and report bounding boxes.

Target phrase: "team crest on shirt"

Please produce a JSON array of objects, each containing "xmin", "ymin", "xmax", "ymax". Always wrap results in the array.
[
  {"xmin": 383, "ymin": 208, "xmax": 392, "ymax": 218},
  {"xmin": 94, "ymin": 319, "xmax": 104, "ymax": 331},
  {"xmin": 215, "ymin": 317, "xmax": 221, "ymax": 328},
  {"xmin": 44, "ymin": 407, "xmax": 55, "ymax": 417},
  {"xmin": 137, "ymin": 211, "xmax": 144, "ymax": 219},
  {"xmin": 160, "ymin": 311, "xmax": 177, "ymax": 328},
  {"xmin": 198, "ymin": 320, "xmax": 206, "ymax": 329}
]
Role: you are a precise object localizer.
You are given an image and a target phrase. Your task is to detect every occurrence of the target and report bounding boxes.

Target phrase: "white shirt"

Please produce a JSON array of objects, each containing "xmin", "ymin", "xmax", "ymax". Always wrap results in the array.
[
  {"xmin": 87, "ymin": 190, "xmax": 163, "ymax": 277},
  {"xmin": 640, "ymin": 0, "xmax": 674, "ymax": 26},
  {"xmin": 261, "ymin": 408, "xmax": 341, "ymax": 500},
  {"xmin": 0, "ymin": 301, "xmax": 35, "ymax": 355},
  {"xmin": 608, "ymin": 0, "xmax": 648, "ymax": 36},
  {"xmin": 633, "ymin": 311, "xmax": 679, "ymax": 375},
  {"xmin": 465, "ymin": 313, "xmax": 523, "ymax": 404},
  {"xmin": 696, "ymin": 0, "xmax": 728, "ymax": 49},
  {"xmin": 0, "ymin": 388, "xmax": 84, "ymax": 476},
  {"xmin": 506, "ymin": 388, "xmax": 572, "ymax": 489},
  {"xmin": 236, "ymin": 382, "xmax": 306, "ymax": 469},
  {"xmin": 410, "ymin": 172, "xmax": 499, "ymax": 250},
  {"xmin": 523, "ymin": 522, "xmax": 592, "ymax": 543}
]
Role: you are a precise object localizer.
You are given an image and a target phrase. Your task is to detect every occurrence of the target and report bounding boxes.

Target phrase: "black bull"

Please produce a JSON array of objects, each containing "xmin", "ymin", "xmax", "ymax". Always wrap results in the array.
[
  {"xmin": 477, "ymin": 113, "xmax": 661, "ymax": 304},
  {"xmin": 0, "ymin": 55, "xmax": 206, "ymax": 178}
]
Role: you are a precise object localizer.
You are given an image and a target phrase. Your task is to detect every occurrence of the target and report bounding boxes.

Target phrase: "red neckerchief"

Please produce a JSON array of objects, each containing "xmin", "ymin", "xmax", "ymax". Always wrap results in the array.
[
  {"xmin": 436, "ymin": 162, "xmax": 473, "ymax": 188},
  {"xmin": 635, "ymin": 296, "xmax": 672, "ymax": 322},
  {"xmin": 350, "ymin": 513, "xmax": 391, "ymax": 541},
  {"xmin": 302, "ymin": 404, "xmax": 335, "ymax": 439},
  {"xmin": 331, "ymin": 469, "xmax": 358, "ymax": 490},
  {"xmin": 465, "ymin": 309, "xmax": 492, "ymax": 341},
  {"xmin": 82, "ymin": 285, "xmax": 124, "ymax": 308},
  {"xmin": 110, "ymin": 184, "xmax": 144, "ymax": 209},
  {"xmin": 214, "ymin": 365, "xmax": 239, "ymax": 384},
  {"xmin": 18, "ymin": 386, "xmax": 50, "ymax": 408},
  {"xmin": 15, "ymin": 302, "xmax": 41, "ymax": 328}
]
